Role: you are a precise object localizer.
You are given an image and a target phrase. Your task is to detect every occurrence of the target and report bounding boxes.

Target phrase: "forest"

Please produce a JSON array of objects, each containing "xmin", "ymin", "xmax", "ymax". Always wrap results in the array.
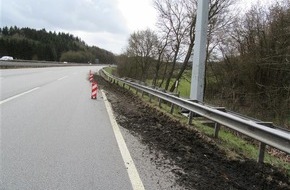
[
  {"xmin": 0, "ymin": 26, "xmax": 116, "ymax": 64},
  {"xmin": 116, "ymin": 0, "xmax": 290, "ymax": 128}
]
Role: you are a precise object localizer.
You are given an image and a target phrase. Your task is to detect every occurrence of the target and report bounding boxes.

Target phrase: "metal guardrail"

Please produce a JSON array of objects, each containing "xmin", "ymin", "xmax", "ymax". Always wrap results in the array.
[{"xmin": 100, "ymin": 69, "xmax": 290, "ymax": 163}]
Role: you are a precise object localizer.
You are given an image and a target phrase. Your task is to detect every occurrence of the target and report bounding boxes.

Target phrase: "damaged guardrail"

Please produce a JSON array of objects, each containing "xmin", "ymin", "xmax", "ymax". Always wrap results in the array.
[{"xmin": 100, "ymin": 69, "xmax": 290, "ymax": 163}]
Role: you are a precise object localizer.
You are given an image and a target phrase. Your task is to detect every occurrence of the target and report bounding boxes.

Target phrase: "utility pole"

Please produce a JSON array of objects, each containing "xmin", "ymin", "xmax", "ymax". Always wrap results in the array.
[{"xmin": 190, "ymin": 0, "xmax": 209, "ymax": 101}]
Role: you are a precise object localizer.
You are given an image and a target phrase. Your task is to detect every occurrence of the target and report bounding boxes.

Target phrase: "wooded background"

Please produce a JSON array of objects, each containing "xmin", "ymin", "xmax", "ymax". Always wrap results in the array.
[{"xmin": 0, "ymin": 26, "xmax": 116, "ymax": 64}]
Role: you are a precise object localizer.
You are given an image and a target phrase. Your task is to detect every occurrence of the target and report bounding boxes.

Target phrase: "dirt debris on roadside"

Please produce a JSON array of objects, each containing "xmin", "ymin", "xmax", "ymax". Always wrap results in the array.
[{"xmin": 94, "ymin": 74, "xmax": 290, "ymax": 190}]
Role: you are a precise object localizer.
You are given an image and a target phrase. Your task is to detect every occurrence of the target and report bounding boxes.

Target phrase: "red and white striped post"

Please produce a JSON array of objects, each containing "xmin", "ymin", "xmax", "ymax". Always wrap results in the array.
[
  {"xmin": 89, "ymin": 70, "xmax": 94, "ymax": 82},
  {"xmin": 91, "ymin": 81, "xmax": 98, "ymax": 99},
  {"xmin": 89, "ymin": 74, "xmax": 93, "ymax": 82}
]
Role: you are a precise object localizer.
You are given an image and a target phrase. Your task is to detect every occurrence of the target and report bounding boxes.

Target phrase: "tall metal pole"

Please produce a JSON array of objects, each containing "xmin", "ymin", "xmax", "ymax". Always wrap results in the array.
[{"xmin": 190, "ymin": 0, "xmax": 209, "ymax": 101}]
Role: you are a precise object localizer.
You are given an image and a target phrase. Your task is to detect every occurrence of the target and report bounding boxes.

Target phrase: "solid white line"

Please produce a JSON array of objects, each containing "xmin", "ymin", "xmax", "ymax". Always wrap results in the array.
[
  {"xmin": 0, "ymin": 87, "xmax": 40, "ymax": 105},
  {"xmin": 101, "ymin": 90, "xmax": 145, "ymax": 190},
  {"xmin": 57, "ymin": 76, "xmax": 68, "ymax": 81}
]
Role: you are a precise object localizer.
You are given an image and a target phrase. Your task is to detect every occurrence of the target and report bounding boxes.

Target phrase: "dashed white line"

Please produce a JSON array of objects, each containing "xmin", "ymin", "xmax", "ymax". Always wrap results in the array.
[
  {"xmin": 57, "ymin": 76, "xmax": 68, "ymax": 81},
  {"xmin": 102, "ymin": 90, "xmax": 145, "ymax": 190},
  {"xmin": 0, "ymin": 87, "xmax": 40, "ymax": 105}
]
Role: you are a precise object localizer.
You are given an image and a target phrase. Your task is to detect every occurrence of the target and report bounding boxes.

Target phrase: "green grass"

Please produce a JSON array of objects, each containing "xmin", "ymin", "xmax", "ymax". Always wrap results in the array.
[{"xmin": 103, "ymin": 66, "xmax": 115, "ymax": 75}]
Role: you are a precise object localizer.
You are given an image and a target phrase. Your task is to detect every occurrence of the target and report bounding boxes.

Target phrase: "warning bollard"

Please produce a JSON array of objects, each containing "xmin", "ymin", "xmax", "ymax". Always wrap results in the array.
[
  {"xmin": 91, "ymin": 81, "xmax": 98, "ymax": 99},
  {"xmin": 89, "ymin": 74, "xmax": 93, "ymax": 82}
]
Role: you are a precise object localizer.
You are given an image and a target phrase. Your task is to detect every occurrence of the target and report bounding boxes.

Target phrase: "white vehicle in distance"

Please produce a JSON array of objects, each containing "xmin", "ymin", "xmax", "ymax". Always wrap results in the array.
[{"xmin": 0, "ymin": 56, "xmax": 13, "ymax": 61}]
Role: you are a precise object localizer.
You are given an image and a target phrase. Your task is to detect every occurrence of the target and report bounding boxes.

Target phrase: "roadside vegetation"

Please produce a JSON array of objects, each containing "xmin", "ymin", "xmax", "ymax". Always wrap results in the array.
[
  {"xmin": 105, "ymin": 67, "xmax": 290, "ymax": 177},
  {"xmin": 0, "ymin": 26, "xmax": 116, "ymax": 64},
  {"xmin": 115, "ymin": 0, "xmax": 290, "ymax": 129},
  {"xmin": 102, "ymin": 68, "xmax": 290, "ymax": 177}
]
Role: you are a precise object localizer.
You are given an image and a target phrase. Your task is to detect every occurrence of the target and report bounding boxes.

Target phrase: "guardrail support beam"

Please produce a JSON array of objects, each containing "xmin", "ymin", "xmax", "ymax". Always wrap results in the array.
[
  {"xmin": 214, "ymin": 123, "xmax": 220, "ymax": 138},
  {"xmin": 158, "ymin": 98, "xmax": 162, "ymax": 108},
  {"xmin": 257, "ymin": 142, "xmax": 266, "ymax": 163},
  {"xmin": 188, "ymin": 112, "xmax": 193, "ymax": 125},
  {"xmin": 170, "ymin": 103, "xmax": 175, "ymax": 114}
]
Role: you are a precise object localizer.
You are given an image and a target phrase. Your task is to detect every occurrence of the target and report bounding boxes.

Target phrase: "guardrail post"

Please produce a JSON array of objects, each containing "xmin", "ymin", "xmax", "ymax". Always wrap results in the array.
[
  {"xmin": 188, "ymin": 112, "xmax": 193, "ymax": 125},
  {"xmin": 257, "ymin": 142, "xmax": 266, "ymax": 163},
  {"xmin": 136, "ymin": 88, "xmax": 138, "ymax": 95},
  {"xmin": 170, "ymin": 103, "xmax": 174, "ymax": 114},
  {"xmin": 149, "ymin": 94, "xmax": 152, "ymax": 102},
  {"xmin": 122, "ymin": 83, "xmax": 125, "ymax": 88},
  {"xmin": 214, "ymin": 123, "xmax": 220, "ymax": 138},
  {"xmin": 158, "ymin": 98, "xmax": 162, "ymax": 108},
  {"xmin": 142, "ymin": 91, "xmax": 144, "ymax": 97}
]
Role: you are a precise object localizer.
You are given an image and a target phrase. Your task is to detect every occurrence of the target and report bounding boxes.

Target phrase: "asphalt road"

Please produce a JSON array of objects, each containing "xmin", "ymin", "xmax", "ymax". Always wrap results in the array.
[{"xmin": 0, "ymin": 66, "xmax": 134, "ymax": 189}]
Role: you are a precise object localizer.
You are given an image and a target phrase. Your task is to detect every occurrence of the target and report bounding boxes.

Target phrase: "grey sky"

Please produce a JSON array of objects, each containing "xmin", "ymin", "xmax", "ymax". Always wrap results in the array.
[
  {"xmin": 0, "ymin": 0, "xmax": 277, "ymax": 54},
  {"xmin": 1, "ymin": 0, "xmax": 157, "ymax": 54}
]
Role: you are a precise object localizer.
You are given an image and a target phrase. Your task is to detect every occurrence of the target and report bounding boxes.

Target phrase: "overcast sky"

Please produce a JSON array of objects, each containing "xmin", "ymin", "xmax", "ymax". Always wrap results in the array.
[
  {"xmin": 1, "ymin": 0, "xmax": 157, "ymax": 54},
  {"xmin": 1, "ymin": 0, "xmax": 277, "ymax": 55}
]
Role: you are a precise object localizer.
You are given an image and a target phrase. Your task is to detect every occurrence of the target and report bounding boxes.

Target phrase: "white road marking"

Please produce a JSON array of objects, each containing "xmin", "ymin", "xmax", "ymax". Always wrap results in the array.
[
  {"xmin": 57, "ymin": 76, "xmax": 68, "ymax": 81},
  {"xmin": 101, "ymin": 90, "xmax": 145, "ymax": 190},
  {"xmin": 0, "ymin": 87, "xmax": 40, "ymax": 105}
]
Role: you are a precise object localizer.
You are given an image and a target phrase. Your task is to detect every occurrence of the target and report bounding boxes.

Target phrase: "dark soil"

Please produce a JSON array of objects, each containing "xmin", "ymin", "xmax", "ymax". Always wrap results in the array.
[{"xmin": 95, "ymin": 74, "xmax": 290, "ymax": 190}]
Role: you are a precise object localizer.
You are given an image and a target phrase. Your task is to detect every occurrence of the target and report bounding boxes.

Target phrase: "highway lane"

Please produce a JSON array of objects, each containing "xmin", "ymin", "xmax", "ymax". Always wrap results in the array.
[
  {"xmin": 0, "ymin": 67, "xmax": 86, "ymax": 101},
  {"xmin": 0, "ymin": 66, "xmax": 135, "ymax": 189}
]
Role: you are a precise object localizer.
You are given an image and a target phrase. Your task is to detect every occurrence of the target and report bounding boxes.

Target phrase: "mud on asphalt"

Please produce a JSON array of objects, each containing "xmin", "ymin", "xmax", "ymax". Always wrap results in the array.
[{"xmin": 94, "ymin": 74, "xmax": 290, "ymax": 190}]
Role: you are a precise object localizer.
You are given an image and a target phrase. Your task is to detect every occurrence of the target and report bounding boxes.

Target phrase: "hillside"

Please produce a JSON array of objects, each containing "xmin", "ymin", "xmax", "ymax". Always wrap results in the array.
[{"xmin": 0, "ymin": 26, "xmax": 116, "ymax": 64}]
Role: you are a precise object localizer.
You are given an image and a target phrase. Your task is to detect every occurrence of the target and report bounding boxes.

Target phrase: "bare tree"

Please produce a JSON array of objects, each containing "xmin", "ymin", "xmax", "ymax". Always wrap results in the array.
[
  {"xmin": 152, "ymin": 30, "xmax": 171, "ymax": 86},
  {"xmin": 154, "ymin": 0, "xmax": 189, "ymax": 90},
  {"xmin": 126, "ymin": 29, "xmax": 159, "ymax": 82},
  {"xmin": 154, "ymin": 0, "xmax": 236, "ymax": 92}
]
